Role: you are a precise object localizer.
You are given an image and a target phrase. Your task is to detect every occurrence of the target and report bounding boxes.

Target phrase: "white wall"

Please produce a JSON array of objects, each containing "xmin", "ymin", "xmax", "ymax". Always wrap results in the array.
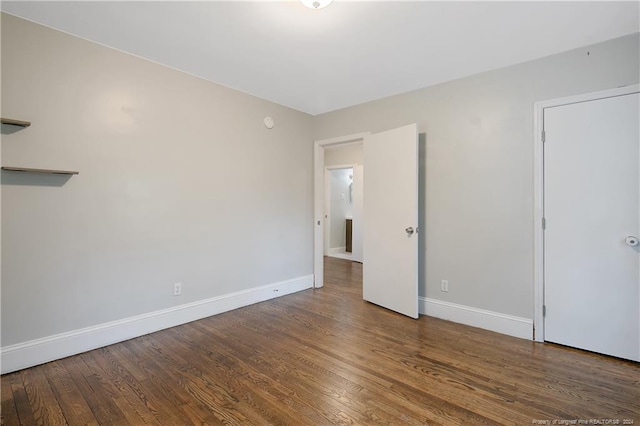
[
  {"xmin": 2, "ymin": 11, "xmax": 638, "ymax": 364},
  {"xmin": 314, "ymin": 33, "xmax": 640, "ymax": 319},
  {"xmin": 328, "ymin": 168, "xmax": 353, "ymax": 249},
  {"xmin": 1, "ymin": 14, "xmax": 313, "ymax": 348},
  {"xmin": 324, "ymin": 143, "xmax": 363, "ymax": 166}
]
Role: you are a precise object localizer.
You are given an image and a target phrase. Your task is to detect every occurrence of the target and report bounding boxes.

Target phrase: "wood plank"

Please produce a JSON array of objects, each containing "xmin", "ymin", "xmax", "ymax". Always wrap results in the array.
[
  {"xmin": 41, "ymin": 360, "xmax": 99, "ymax": 425},
  {"xmin": 1, "ymin": 373, "xmax": 20, "ymax": 426},
  {"xmin": 145, "ymin": 327, "xmax": 303, "ymax": 425},
  {"xmin": 0, "ymin": 118, "xmax": 31, "ymax": 127},
  {"xmin": 88, "ymin": 347, "xmax": 172, "ymax": 425},
  {"xmin": 261, "ymin": 296, "xmax": 558, "ymax": 420},
  {"xmin": 185, "ymin": 317, "xmax": 455, "ymax": 425},
  {"xmin": 5, "ymin": 372, "xmax": 37, "ymax": 425},
  {"xmin": 60, "ymin": 355, "xmax": 131, "ymax": 425},
  {"xmin": 106, "ymin": 343, "xmax": 194, "ymax": 424},
  {"xmin": 1, "ymin": 256, "xmax": 639, "ymax": 424},
  {"xmin": 122, "ymin": 338, "xmax": 222, "ymax": 425},
  {"xmin": 179, "ymin": 323, "xmax": 358, "ymax": 424},
  {"xmin": 1, "ymin": 166, "xmax": 78, "ymax": 175},
  {"xmin": 199, "ymin": 297, "xmax": 500, "ymax": 424},
  {"xmin": 21, "ymin": 367, "xmax": 68, "ymax": 425}
]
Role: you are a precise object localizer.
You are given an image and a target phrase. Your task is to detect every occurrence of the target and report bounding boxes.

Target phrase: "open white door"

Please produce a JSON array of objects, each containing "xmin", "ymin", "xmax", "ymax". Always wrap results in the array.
[{"xmin": 363, "ymin": 124, "xmax": 419, "ymax": 318}]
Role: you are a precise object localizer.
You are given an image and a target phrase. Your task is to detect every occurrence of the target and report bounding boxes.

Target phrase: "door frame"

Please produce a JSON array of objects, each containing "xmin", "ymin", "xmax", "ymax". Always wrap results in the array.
[
  {"xmin": 314, "ymin": 133, "xmax": 369, "ymax": 288},
  {"xmin": 532, "ymin": 83, "xmax": 640, "ymax": 342}
]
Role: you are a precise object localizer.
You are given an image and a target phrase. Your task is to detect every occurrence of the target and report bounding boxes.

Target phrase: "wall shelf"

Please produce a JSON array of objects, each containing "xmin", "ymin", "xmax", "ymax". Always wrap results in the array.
[
  {"xmin": 1, "ymin": 118, "xmax": 31, "ymax": 127},
  {"xmin": 1, "ymin": 118, "xmax": 76, "ymax": 176},
  {"xmin": 1, "ymin": 166, "xmax": 79, "ymax": 175}
]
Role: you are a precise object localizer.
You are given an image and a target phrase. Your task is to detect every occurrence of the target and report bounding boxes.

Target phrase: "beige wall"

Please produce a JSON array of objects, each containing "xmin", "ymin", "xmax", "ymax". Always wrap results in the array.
[
  {"xmin": 1, "ymin": 14, "xmax": 313, "ymax": 346},
  {"xmin": 324, "ymin": 143, "xmax": 363, "ymax": 166},
  {"xmin": 2, "ymin": 10, "xmax": 638, "ymax": 350},
  {"xmin": 314, "ymin": 33, "xmax": 640, "ymax": 319}
]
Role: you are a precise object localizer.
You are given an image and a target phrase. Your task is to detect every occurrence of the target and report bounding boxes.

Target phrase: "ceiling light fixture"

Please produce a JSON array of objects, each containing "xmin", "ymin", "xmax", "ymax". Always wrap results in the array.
[{"xmin": 300, "ymin": 0, "xmax": 333, "ymax": 10}]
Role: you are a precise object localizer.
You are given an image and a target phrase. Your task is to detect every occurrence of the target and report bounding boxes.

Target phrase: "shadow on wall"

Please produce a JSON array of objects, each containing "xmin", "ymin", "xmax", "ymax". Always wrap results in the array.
[
  {"xmin": 1, "ymin": 170, "xmax": 73, "ymax": 187},
  {"xmin": 1, "ymin": 124, "xmax": 27, "ymax": 135}
]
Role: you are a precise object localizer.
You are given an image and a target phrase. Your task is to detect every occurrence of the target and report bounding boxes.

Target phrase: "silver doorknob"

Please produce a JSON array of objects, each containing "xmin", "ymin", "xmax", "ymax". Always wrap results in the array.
[
  {"xmin": 405, "ymin": 227, "xmax": 414, "ymax": 236},
  {"xmin": 625, "ymin": 236, "xmax": 639, "ymax": 246}
]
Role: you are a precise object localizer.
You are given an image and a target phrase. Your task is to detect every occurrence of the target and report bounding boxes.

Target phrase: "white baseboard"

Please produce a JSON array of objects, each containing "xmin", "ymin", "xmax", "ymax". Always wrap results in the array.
[
  {"xmin": 1, "ymin": 275, "xmax": 313, "ymax": 374},
  {"xmin": 419, "ymin": 297, "xmax": 533, "ymax": 340},
  {"xmin": 328, "ymin": 246, "xmax": 346, "ymax": 255}
]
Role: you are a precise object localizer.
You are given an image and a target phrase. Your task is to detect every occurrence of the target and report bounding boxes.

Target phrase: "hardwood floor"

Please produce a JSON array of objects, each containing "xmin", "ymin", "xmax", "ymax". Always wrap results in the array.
[{"xmin": 2, "ymin": 256, "xmax": 639, "ymax": 425}]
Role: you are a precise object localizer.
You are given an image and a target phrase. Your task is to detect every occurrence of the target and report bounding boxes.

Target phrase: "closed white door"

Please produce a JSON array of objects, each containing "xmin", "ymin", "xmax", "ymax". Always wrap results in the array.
[
  {"xmin": 544, "ymin": 92, "xmax": 640, "ymax": 361},
  {"xmin": 363, "ymin": 124, "xmax": 419, "ymax": 319}
]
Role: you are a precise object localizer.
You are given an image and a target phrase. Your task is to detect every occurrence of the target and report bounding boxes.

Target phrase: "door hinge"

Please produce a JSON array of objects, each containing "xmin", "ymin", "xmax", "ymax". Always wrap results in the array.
[
  {"xmin": 542, "ymin": 217, "xmax": 546, "ymax": 230},
  {"xmin": 541, "ymin": 130, "xmax": 546, "ymax": 143},
  {"xmin": 543, "ymin": 305, "xmax": 546, "ymax": 317}
]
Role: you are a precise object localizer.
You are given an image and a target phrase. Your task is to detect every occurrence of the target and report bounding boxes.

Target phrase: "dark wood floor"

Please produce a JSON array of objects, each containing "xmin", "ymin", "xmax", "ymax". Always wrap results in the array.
[{"xmin": 2, "ymin": 257, "xmax": 639, "ymax": 425}]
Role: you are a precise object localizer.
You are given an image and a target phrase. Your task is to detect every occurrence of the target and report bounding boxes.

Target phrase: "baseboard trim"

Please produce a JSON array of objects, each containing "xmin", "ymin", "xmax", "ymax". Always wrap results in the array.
[
  {"xmin": 419, "ymin": 297, "xmax": 533, "ymax": 340},
  {"xmin": 328, "ymin": 246, "xmax": 346, "ymax": 255},
  {"xmin": 1, "ymin": 275, "xmax": 313, "ymax": 374}
]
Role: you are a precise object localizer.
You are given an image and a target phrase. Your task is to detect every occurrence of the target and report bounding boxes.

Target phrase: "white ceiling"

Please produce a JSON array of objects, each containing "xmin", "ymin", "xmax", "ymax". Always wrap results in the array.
[{"xmin": 2, "ymin": 1, "xmax": 638, "ymax": 115}]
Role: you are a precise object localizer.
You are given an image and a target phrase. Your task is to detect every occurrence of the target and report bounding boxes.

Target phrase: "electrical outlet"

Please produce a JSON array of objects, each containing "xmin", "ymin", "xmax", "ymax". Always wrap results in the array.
[
  {"xmin": 440, "ymin": 280, "xmax": 449, "ymax": 292},
  {"xmin": 173, "ymin": 283, "xmax": 182, "ymax": 296}
]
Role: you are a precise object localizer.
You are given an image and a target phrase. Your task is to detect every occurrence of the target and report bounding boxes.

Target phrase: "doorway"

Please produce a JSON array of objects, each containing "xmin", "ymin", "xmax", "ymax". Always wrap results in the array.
[
  {"xmin": 534, "ymin": 84, "xmax": 640, "ymax": 361},
  {"xmin": 313, "ymin": 133, "xmax": 369, "ymax": 289},
  {"xmin": 324, "ymin": 163, "xmax": 364, "ymax": 263},
  {"xmin": 314, "ymin": 124, "xmax": 420, "ymax": 319}
]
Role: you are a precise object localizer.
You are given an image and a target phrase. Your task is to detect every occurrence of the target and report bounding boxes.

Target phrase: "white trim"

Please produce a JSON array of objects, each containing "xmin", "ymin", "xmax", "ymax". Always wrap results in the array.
[
  {"xmin": 314, "ymin": 132, "xmax": 369, "ymax": 288},
  {"xmin": 535, "ymin": 85, "xmax": 640, "ymax": 111},
  {"xmin": 0, "ymin": 275, "xmax": 313, "ymax": 374},
  {"xmin": 327, "ymin": 252, "xmax": 354, "ymax": 261},
  {"xmin": 328, "ymin": 246, "xmax": 347, "ymax": 255},
  {"xmin": 419, "ymin": 297, "xmax": 533, "ymax": 340},
  {"xmin": 533, "ymin": 98, "xmax": 545, "ymax": 342},
  {"xmin": 533, "ymin": 84, "xmax": 639, "ymax": 343},
  {"xmin": 325, "ymin": 164, "xmax": 357, "ymax": 170},
  {"xmin": 316, "ymin": 133, "xmax": 369, "ymax": 148},
  {"xmin": 314, "ymin": 142, "xmax": 325, "ymax": 288}
]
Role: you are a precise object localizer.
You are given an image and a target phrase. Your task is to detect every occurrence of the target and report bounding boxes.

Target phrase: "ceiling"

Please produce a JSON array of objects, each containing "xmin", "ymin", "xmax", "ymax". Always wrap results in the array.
[{"xmin": 2, "ymin": 1, "xmax": 638, "ymax": 116}]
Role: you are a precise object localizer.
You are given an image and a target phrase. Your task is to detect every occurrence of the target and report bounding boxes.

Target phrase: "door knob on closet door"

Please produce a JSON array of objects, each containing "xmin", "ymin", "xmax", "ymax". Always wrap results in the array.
[
  {"xmin": 625, "ymin": 236, "xmax": 639, "ymax": 247},
  {"xmin": 405, "ymin": 227, "xmax": 414, "ymax": 236}
]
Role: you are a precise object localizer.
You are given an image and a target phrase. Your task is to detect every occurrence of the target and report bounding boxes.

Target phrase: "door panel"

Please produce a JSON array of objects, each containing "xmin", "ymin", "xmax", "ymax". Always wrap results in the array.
[
  {"xmin": 363, "ymin": 124, "xmax": 419, "ymax": 319},
  {"xmin": 544, "ymin": 93, "xmax": 639, "ymax": 361}
]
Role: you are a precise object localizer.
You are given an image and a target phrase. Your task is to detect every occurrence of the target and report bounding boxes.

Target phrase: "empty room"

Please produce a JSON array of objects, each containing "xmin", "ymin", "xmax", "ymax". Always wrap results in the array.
[{"xmin": 1, "ymin": 1, "xmax": 639, "ymax": 424}]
